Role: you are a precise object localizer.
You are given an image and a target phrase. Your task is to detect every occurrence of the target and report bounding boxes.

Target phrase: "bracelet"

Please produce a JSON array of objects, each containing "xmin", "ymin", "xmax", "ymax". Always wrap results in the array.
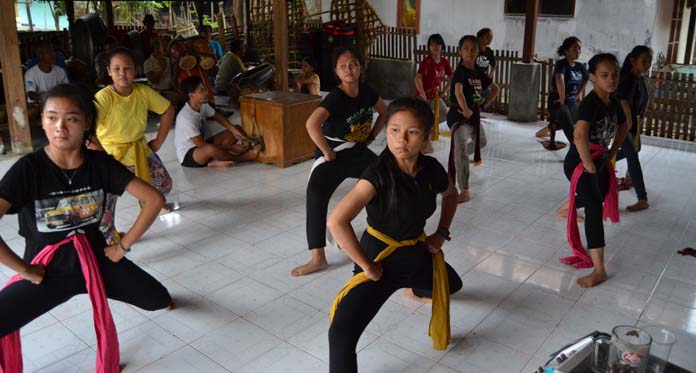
[{"xmin": 118, "ymin": 241, "xmax": 131, "ymax": 253}]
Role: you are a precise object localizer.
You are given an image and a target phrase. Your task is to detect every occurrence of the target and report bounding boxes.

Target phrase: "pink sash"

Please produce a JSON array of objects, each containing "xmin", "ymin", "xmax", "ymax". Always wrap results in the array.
[
  {"xmin": 561, "ymin": 143, "xmax": 620, "ymax": 269},
  {"xmin": 0, "ymin": 233, "xmax": 120, "ymax": 373}
]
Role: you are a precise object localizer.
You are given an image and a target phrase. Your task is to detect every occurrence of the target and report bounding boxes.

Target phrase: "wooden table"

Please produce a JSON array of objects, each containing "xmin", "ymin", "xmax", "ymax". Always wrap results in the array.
[{"xmin": 240, "ymin": 91, "xmax": 321, "ymax": 168}]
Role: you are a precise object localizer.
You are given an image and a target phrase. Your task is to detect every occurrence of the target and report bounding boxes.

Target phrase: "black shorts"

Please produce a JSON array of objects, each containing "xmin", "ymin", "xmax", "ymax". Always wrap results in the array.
[{"xmin": 181, "ymin": 147, "xmax": 207, "ymax": 168}]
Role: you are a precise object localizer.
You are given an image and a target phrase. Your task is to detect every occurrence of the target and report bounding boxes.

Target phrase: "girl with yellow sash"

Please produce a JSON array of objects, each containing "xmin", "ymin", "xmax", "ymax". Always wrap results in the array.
[
  {"xmin": 327, "ymin": 97, "xmax": 462, "ymax": 372},
  {"xmin": 89, "ymin": 47, "xmax": 176, "ymax": 244}
]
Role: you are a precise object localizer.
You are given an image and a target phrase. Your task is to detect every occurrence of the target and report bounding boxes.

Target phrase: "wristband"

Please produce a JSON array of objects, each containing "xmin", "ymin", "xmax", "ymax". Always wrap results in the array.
[
  {"xmin": 435, "ymin": 227, "xmax": 451, "ymax": 241},
  {"xmin": 118, "ymin": 241, "xmax": 131, "ymax": 253}
]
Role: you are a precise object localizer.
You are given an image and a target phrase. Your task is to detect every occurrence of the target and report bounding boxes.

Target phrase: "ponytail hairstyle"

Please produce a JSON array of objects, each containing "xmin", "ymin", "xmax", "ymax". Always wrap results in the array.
[
  {"xmin": 41, "ymin": 83, "xmax": 97, "ymax": 143},
  {"xmin": 369, "ymin": 97, "xmax": 434, "ymax": 213},
  {"xmin": 588, "ymin": 53, "xmax": 619, "ymax": 74},
  {"xmin": 620, "ymin": 45, "xmax": 653, "ymax": 77},
  {"xmin": 557, "ymin": 36, "xmax": 581, "ymax": 57}
]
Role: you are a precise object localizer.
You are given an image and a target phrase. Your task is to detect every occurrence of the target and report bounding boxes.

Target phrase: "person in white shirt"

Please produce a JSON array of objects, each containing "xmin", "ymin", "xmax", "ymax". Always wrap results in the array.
[
  {"xmin": 175, "ymin": 76, "xmax": 259, "ymax": 168},
  {"xmin": 24, "ymin": 42, "xmax": 69, "ymax": 103}
]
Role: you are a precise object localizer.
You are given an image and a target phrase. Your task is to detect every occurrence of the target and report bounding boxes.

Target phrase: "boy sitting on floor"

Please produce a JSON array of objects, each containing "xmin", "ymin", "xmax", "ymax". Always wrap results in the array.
[{"xmin": 175, "ymin": 76, "xmax": 258, "ymax": 168}]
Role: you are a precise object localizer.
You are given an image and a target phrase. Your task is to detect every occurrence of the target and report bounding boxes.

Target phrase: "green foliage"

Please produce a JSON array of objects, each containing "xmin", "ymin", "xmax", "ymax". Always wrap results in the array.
[{"xmin": 202, "ymin": 14, "xmax": 218, "ymax": 29}]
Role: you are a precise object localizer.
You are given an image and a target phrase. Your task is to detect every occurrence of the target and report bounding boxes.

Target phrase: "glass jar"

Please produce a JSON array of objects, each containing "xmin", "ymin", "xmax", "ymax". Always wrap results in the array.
[{"xmin": 609, "ymin": 325, "xmax": 651, "ymax": 373}]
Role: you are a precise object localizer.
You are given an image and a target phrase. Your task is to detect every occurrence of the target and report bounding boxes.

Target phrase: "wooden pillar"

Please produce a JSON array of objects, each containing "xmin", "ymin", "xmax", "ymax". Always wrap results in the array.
[
  {"xmin": 521, "ymin": 0, "xmax": 540, "ymax": 63},
  {"xmin": 273, "ymin": 0, "xmax": 288, "ymax": 91},
  {"xmin": 66, "ymin": 0, "xmax": 75, "ymax": 27},
  {"xmin": 104, "ymin": 0, "xmax": 115, "ymax": 30},
  {"xmin": 0, "ymin": 1, "xmax": 32, "ymax": 154},
  {"xmin": 684, "ymin": 7, "xmax": 696, "ymax": 64}
]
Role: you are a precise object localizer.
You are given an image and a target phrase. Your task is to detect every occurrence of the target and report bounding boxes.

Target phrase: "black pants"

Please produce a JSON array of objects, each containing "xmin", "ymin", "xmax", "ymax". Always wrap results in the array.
[
  {"xmin": 564, "ymin": 145, "xmax": 610, "ymax": 249},
  {"xmin": 328, "ymin": 232, "xmax": 463, "ymax": 373},
  {"xmin": 550, "ymin": 103, "xmax": 577, "ymax": 143},
  {"xmin": 616, "ymin": 131, "xmax": 648, "ymax": 201},
  {"xmin": 306, "ymin": 145, "xmax": 377, "ymax": 250},
  {"xmin": 0, "ymin": 247, "xmax": 172, "ymax": 337}
]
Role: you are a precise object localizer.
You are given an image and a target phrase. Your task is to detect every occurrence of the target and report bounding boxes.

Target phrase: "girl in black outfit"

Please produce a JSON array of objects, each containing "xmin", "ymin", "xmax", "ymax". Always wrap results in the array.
[
  {"xmin": 616, "ymin": 46, "xmax": 652, "ymax": 212},
  {"xmin": 327, "ymin": 97, "xmax": 462, "ymax": 372},
  {"xmin": 540, "ymin": 36, "xmax": 589, "ymax": 149},
  {"xmin": 292, "ymin": 47, "xmax": 387, "ymax": 277},
  {"xmin": 0, "ymin": 84, "xmax": 172, "ymax": 338},
  {"xmin": 562, "ymin": 54, "xmax": 627, "ymax": 288}
]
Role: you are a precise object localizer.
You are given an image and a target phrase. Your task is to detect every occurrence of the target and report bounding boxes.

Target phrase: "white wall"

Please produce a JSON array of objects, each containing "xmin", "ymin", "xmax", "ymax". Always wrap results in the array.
[
  {"xmin": 676, "ymin": 5, "xmax": 692, "ymax": 64},
  {"xmin": 651, "ymin": 0, "xmax": 674, "ymax": 64},
  {"xmin": 370, "ymin": 0, "xmax": 664, "ymax": 63}
]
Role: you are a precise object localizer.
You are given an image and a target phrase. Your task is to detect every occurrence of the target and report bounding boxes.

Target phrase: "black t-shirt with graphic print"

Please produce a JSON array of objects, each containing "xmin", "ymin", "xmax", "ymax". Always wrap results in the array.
[
  {"xmin": 0, "ymin": 148, "xmax": 134, "ymax": 271},
  {"xmin": 615, "ymin": 73, "xmax": 648, "ymax": 136},
  {"xmin": 475, "ymin": 47, "xmax": 496, "ymax": 77},
  {"xmin": 361, "ymin": 153, "xmax": 449, "ymax": 241},
  {"xmin": 577, "ymin": 91, "xmax": 627, "ymax": 147},
  {"xmin": 318, "ymin": 82, "xmax": 379, "ymax": 153},
  {"xmin": 447, "ymin": 64, "xmax": 492, "ymax": 126}
]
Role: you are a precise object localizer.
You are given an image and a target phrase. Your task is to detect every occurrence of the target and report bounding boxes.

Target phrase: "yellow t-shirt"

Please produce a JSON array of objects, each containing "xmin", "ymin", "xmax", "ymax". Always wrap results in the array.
[{"xmin": 95, "ymin": 84, "xmax": 171, "ymax": 143}]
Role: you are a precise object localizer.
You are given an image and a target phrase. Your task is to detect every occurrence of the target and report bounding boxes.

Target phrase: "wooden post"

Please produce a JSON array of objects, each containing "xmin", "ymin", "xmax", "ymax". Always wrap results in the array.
[
  {"xmin": 521, "ymin": 0, "xmax": 540, "ymax": 63},
  {"xmin": 26, "ymin": 1, "xmax": 34, "ymax": 32},
  {"xmin": 684, "ymin": 7, "xmax": 696, "ymax": 64},
  {"xmin": 66, "ymin": 0, "xmax": 75, "ymax": 27},
  {"xmin": 104, "ymin": 0, "xmax": 114, "ymax": 30},
  {"xmin": 273, "ymin": 0, "xmax": 288, "ymax": 91},
  {"xmin": 0, "ymin": 0, "xmax": 33, "ymax": 154}
]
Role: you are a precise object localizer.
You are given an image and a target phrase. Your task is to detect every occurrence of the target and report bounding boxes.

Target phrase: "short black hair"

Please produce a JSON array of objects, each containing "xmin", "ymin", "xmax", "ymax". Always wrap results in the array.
[
  {"xmin": 181, "ymin": 76, "xmax": 203, "ymax": 97},
  {"xmin": 427, "ymin": 34, "xmax": 445, "ymax": 48},
  {"xmin": 458, "ymin": 35, "xmax": 477, "ymax": 49},
  {"xmin": 35, "ymin": 41, "xmax": 54, "ymax": 55},
  {"xmin": 332, "ymin": 46, "xmax": 362, "ymax": 70},
  {"xmin": 385, "ymin": 96, "xmax": 434, "ymax": 135},
  {"xmin": 301, "ymin": 56, "xmax": 317, "ymax": 71},
  {"xmin": 143, "ymin": 14, "xmax": 155, "ymax": 24},
  {"xmin": 229, "ymin": 39, "xmax": 243, "ymax": 54},
  {"xmin": 41, "ymin": 83, "xmax": 96, "ymax": 138},
  {"xmin": 107, "ymin": 47, "xmax": 136, "ymax": 66},
  {"xmin": 476, "ymin": 28, "xmax": 492, "ymax": 40},
  {"xmin": 588, "ymin": 53, "xmax": 619, "ymax": 74}
]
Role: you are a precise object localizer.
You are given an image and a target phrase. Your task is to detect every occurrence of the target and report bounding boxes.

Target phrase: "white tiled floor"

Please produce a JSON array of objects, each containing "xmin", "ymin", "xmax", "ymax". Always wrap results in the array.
[{"xmin": 3, "ymin": 114, "xmax": 696, "ymax": 372}]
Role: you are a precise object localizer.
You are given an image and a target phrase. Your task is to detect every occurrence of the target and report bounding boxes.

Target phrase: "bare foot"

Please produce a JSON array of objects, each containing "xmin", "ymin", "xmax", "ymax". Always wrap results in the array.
[
  {"xmin": 556, "ymin": 202, "xmax": 584, "ymax": 222},
  {"xmin": 626, "ymin": 200, "xmax": 649, "ymax": 212},
  {"xmin": 291, "ymin": 258, "xmax": 328, "ymax": 277},
  {"xmin": 536, "ymin": 127, "xmax": 550, "ymax": 138},
  {"xmin": 576, "ymin": 270, "xmax": 608, "ymax": 288},
  {"xmin": 208, "ymin": 160, "xmax": 236, "ymax": 168},
  {"xmin": 403, "ymin": 288, "xmax": 432, "ymax": 304},
  {"xmin": 458, "ymin": 189, "xmax": 470, "ymax": 204}
]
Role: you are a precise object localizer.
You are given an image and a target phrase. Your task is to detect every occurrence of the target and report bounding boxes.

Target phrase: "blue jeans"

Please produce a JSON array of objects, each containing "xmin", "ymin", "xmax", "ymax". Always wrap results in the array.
[{"xmin": 616, "ymin": 132, "xmax": 647, "ymax": 201}]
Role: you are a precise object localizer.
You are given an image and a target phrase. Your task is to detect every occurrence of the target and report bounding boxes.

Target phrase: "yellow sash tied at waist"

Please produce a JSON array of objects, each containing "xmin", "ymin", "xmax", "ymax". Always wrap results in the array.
[
  {"xmin": 329, "ymin": 225, "xmax": 451, "ymax": 350},
  {"xmin": 100, "ymin": 137, "xmax": 152, "ymax": 185},
  {"xmin": 432, "ymin": 90, "xmax": 440, "ymax": 141}
]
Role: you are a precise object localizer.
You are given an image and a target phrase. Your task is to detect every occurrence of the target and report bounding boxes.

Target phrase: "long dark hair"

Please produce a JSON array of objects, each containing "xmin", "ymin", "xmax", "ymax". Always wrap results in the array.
[
  {"xmin": 620, "ymin": 45, "xmax": 652, "ymax": 77},
  {"xmin": 557, "ymin": 36, "xmax": 581, "ymax": 57},
  {"xmin": 369, "ymin": 97, "xmax": 434, "ymax": 213},
  {"xmin": 41, "ymin": 83, "xmax": 97, "ymax": 142}
]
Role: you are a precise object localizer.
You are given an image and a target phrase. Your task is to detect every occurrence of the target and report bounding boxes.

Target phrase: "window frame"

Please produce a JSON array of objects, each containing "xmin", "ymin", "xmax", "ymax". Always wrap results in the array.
[{"xmin": 504, "ymin": 0, "xmax": 576, "ymax": 18}]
